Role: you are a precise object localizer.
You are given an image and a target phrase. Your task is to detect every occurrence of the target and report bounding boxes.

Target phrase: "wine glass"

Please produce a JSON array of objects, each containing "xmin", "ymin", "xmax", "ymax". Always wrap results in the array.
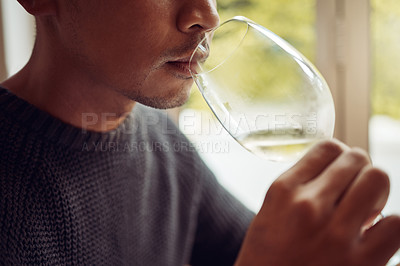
[
  {"xmin": 189, "ymin": 16, "xmax": 399, "ymax": 265},
  {"xmin": 189, "ymin": 16, "xmax": 335, "ymax": 162}
]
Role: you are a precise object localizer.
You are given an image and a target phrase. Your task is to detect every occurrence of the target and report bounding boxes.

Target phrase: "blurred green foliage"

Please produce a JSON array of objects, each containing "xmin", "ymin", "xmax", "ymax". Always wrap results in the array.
[
  {"xmin": 371, "ymin": 0, "xmax": 400, "ymax": 119},
  {"xmin": 186, "ymin": 0, "xmax": 400, "ymax": 120}
]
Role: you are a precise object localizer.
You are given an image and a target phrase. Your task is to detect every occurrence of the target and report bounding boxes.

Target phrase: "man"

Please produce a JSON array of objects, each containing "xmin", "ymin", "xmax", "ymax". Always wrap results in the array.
[{"xmin": 0, "ymin": 0, "xmax": 399, "ymax": 265}]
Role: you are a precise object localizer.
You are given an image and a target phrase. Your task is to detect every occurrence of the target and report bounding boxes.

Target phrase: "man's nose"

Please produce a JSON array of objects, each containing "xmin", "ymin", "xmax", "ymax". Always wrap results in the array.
[{"xmin": 177, "ymin": 0, "xmax": 220, "ymax": 34}]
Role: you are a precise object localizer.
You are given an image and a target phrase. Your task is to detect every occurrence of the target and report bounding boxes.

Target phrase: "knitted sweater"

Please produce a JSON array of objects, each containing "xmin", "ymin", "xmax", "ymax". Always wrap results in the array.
[{"xmin": 0, "ymin": 87, "xmax": 254, "ymax": 265}]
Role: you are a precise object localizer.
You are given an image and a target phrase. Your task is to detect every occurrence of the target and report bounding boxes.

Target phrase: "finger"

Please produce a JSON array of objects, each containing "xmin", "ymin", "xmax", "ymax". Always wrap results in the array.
[
  {"xmin": 306, "ymin": 148, "xmax": 371, "ymax": 208},
  {"xmin": 357, "ymin": 215, "xmax": 400, "ymax": 266},
  {"xmin": 278, "ymin": 139, "xmax": 347, "ymax": 187},
  {"xmin": 333, "ymin": 167, "xmax": 390, "ymax": 237}
]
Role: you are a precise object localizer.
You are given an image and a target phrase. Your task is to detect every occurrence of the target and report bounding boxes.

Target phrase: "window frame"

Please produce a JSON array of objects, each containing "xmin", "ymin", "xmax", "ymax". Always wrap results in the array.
[{"xmin": 316, "ymin": 0, "xmax": 370, "ymax": 150}]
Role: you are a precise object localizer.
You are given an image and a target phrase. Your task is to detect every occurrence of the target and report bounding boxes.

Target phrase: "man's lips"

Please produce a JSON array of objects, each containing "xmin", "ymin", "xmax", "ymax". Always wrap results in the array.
[
  {"xmin": 166, "ymin": 59, "xmax": 192, "ymax": 78},
  {"xmin": 167, "ymin": 50, "xmax": 209, "ymax": 75},
  {"xmin": 164, "ymin": 40, "xmax": 210, "ymax": 78},
  {"xmin": 166, "ymin": 53, "xmax": 207, "ymax": 78}
]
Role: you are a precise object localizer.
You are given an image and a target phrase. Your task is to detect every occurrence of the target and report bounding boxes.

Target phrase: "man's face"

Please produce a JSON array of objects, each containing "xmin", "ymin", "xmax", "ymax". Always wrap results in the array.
[{"xmin": 56, "ymin": 0, "xmax": 219, "ymax": 109}]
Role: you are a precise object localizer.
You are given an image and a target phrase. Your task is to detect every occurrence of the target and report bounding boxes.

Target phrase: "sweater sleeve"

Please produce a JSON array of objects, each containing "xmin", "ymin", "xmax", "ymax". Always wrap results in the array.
[{"xmin": 189, "ymin": 158, "xmax": 255, "ymax": 266}]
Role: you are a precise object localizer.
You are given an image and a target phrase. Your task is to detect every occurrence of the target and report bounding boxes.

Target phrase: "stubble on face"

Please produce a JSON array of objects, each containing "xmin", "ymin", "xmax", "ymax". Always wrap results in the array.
[
  {"xmin": 122, "ymin": 82, "xmax": 192, "ymax": 110},
  {"xmin": 114, "ymin": 36, "xmax": 205, "ymax": 110},
  {"xmin": 60, "ymin": 0, "xmax": 205, "ymax": 110}
]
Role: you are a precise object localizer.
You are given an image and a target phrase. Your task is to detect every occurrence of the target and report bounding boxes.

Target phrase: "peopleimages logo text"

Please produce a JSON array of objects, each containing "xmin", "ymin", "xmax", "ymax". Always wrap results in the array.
[{"xmin": 81, "ymin": 111, "xmax": 318, "ymax": 136}]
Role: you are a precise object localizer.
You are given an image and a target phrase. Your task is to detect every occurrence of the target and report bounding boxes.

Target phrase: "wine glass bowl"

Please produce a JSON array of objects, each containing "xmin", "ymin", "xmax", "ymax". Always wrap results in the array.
[{"xmin": 189, "ymin": 16, "xmax": 335, "ymax": 162}]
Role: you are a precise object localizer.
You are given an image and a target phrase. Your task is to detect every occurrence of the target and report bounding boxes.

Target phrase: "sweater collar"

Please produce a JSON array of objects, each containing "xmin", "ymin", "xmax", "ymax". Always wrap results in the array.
[{"xmin": 0, "ymin": 86, "xmax": 141, "ymax": 151}]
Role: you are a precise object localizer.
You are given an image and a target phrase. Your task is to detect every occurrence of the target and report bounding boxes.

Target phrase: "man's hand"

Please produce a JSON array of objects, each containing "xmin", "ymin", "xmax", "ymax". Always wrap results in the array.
[{"xmin": 235, "ymin": 139, "xmax": 400, "ymax": 266}]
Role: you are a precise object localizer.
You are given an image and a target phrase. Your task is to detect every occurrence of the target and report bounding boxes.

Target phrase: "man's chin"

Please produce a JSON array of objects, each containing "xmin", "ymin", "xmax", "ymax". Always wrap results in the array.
[
  {"xmin": 128, "ymin": 89, "xmax": 191, "ymax": 110},
  {"xmin": 135, "ymin": 96, "xmax": 187, "ymax": 110}
]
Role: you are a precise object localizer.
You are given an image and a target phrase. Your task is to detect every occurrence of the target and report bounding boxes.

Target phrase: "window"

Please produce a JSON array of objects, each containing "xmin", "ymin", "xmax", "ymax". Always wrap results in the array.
[
  {"xmin": 180, "ymin": 0, "xmax": 400, "ymax": 213},
  {"xmin": 370, "ymin": 0, "xmax": 400, "ymax": 214},
  {"xmin": 0, "ymin": 0, "xmax": 34, "ymax": 77}
]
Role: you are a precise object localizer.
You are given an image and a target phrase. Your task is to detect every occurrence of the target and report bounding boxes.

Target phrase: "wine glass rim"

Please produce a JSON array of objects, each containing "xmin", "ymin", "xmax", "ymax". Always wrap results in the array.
[
  {"xmin": 189, "ymin": 16, "xmax": 319, "ymax": 79},
  {"xmin": 189, "ymin": 16, "xmax": 251, "ymax": 77}
]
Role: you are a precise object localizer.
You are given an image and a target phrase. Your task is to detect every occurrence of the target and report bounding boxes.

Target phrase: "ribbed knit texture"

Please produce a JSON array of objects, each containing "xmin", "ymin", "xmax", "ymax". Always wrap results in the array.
[{"xmin": 0, "ymin": 87, "xmax": 254, "ymax": 265}]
